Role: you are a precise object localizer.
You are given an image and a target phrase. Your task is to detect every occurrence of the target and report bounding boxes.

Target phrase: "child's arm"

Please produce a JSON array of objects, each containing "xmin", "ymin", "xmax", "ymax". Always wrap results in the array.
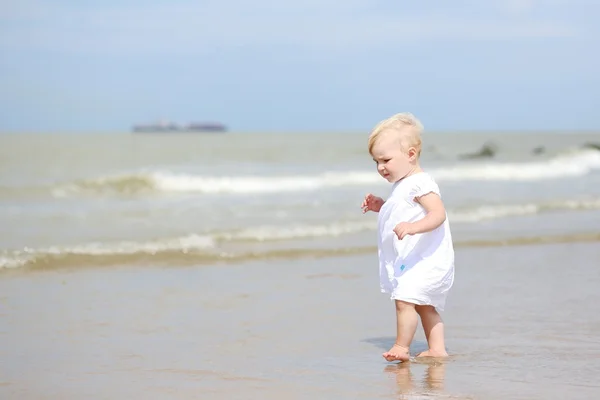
[
  {"xmin": 394, "ymin": 193, "xmax": 446, "ymax": 239},
  {"xmin": 411, "ymin": 193, "xmax": 447, "ymax": 233}
]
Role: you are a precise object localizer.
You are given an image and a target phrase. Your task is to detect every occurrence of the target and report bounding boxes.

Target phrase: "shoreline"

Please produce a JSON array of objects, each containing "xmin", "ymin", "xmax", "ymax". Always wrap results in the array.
[
  {"xmin": 1, "ymin": 241, "xmax": 600, "ymax": 399},
  {"xmin": 2, "ymin": 229, "xmax": 600, "ymax": 276}
]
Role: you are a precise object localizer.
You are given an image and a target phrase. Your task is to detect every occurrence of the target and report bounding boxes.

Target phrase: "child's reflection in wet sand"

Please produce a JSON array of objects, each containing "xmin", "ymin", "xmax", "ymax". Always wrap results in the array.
[{"xmin": 384, "ymin": 359, "xmax": 446, "ymax": 397}]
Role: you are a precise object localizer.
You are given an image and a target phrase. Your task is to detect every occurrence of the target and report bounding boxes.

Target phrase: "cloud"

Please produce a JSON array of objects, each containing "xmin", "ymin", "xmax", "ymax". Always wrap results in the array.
[{"xmin": 0, "ymin": 0, "xmax": 584, "ymax": 56}]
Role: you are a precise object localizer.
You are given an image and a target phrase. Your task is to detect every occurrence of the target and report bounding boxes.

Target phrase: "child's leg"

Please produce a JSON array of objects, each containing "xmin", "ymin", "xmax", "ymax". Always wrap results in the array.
[
  {"xmin": 415, "ymin": 305, "xmax": 448, "ymax": 357},
  {"xmin": 383, "ymin": 300, "xmax": 418, "ymax": 362}
]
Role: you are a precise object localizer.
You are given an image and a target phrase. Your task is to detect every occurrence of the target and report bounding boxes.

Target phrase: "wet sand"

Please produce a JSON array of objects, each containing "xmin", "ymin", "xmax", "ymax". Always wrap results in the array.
[{"xmin": 1, "ymin": 242, "xmax": 600, "ymax": 399}]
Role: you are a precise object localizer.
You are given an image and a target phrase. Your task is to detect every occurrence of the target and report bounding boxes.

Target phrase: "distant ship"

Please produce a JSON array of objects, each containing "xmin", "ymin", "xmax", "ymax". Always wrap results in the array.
[{"xmin": 132, "ymin": 120, "xmax": 226, "ymax": 133}]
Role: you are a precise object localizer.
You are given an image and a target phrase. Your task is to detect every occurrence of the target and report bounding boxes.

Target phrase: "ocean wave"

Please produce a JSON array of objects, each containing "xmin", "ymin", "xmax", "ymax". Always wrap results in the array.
[
  {"xmin": 434, "ymin": 148, "xmax": 600, "ymax": 182},
  {"xmin": 50, "ymin": 170, "xmax": 379, "ymax": 197},
  {"xmin": 47, "ymin": 149, "xmax": 600, "ymax": 197},
  {"xmin": 2, "ymin": 232, "xmax": 600, "ymax": 272},
  {"xmin": 2, "ymin": 196, "xmax": 600, "ymax": 270},
  {"xmin": 450, "ymin": 197, "xmax": 600, "ymax": 222},
  {"xmin": 0, "ymin": 234, "xmax": 215, "ymax": 269},
  {"xmin": 221, "ymin": 197, "xmax": 600, "ymax": 242},
  {"xmin": 0, "ymin": 236, "xmax": 372, "ymax": 271},
  {"xmin": 215, "ymin": 221, "xmax": 375, "ymax": 242},
  {"xmin": 216, "ymin": 198, "xmax": 600, "ymax": 243}
]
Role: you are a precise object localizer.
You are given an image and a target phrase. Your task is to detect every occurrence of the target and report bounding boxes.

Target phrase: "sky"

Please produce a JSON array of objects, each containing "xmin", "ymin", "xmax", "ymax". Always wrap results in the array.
[{"xmin": 1, "ymin": 0, "xmax": 599, "ymax": 132}]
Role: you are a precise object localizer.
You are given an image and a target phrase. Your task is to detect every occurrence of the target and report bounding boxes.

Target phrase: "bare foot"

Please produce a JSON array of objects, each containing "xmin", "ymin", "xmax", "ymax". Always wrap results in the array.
[
  {"xmin": 382, "ymin": 344, "xmax": 410, "ymax": 362},
  {"xmin": 416, "ymin": 349, "xmax": 448, "ymax": 358}
]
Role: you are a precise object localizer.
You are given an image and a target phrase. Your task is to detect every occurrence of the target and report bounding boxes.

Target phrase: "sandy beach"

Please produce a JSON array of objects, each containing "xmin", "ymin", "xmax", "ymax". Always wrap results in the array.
[{"xmin": 2, "ymin": 240, "xmax": 600, "ymax": 400}]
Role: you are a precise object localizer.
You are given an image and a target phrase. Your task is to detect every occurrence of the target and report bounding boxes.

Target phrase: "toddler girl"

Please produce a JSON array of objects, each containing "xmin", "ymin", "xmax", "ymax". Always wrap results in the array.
[{"xmin": 361, "ymin": 112, "xmax": 455, "ymax": 362}]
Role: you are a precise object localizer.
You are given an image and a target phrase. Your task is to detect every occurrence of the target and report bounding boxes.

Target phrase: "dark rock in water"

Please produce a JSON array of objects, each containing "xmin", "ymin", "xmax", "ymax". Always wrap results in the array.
[
  {"xmin": 532, "ymin": 146, "xmax": 545, "ymax": 155},
  {"xmin": 459, "ymin": 142, "xmax": 497, "ymax": 159},
  {"xmin": 582, "ymin": 142, "xmax": 600, "ymax": 151}
]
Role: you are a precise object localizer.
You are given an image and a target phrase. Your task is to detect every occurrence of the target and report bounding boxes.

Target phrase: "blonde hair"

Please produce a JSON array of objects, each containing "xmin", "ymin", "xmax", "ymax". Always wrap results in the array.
[{"xmin": 368, "ymin": 112, "xmax": 424, "ymax": 156}]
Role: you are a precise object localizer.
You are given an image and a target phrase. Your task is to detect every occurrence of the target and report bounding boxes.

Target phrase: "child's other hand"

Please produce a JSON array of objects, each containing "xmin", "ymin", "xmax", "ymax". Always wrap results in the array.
[
  {"xmin": 394, "ymin": 222, "xmax": 416, "ymax": 240},
  {"xmin": 361, "ymin": 193, "xmax": 384, "ymax": 213}
]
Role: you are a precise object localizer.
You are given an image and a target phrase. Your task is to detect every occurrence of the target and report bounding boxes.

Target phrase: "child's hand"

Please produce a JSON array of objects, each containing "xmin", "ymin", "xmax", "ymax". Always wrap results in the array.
[
  {"xmin": 394, "ymin": 222, "xmax": 417, "ymax": 240},
  {"xmin": 361, "ymin": 193, "xmax": 384, "ymax": 213}
]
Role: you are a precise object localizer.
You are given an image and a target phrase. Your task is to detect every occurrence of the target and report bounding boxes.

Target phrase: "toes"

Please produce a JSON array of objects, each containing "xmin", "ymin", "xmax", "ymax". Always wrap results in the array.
[{"xmin": 383, "ymin": 352, "xmax": 408, "ymax": 362}]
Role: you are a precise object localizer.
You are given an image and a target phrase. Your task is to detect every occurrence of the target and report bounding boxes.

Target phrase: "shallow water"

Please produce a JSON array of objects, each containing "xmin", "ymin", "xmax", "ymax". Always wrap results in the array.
[
  {"xmin": 1, "ymin": 131, "xmax": 600, "ymax": 271},
  {"xmin": 1, "ymin": 241, "xmax": 599, "ymax": 399}
]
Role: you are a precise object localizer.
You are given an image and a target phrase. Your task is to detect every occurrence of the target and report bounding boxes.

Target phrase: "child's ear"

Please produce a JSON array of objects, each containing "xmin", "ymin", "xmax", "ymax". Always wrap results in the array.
[{"xmin": 408, "ymin": 147, "xmax": 417, "ymax": 161}]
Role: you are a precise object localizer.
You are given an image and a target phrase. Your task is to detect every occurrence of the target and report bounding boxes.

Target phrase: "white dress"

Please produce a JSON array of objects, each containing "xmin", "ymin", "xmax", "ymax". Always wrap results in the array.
[{"xmin": 377, "ymin": 172, "xmax": 455, "ymax": 311}]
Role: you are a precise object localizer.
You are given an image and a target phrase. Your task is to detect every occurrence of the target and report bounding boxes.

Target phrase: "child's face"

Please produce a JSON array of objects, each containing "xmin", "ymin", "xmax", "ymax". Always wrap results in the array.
[{"xmin": 370, "ymin": 130, "xmax": 417, "ymax": 183}]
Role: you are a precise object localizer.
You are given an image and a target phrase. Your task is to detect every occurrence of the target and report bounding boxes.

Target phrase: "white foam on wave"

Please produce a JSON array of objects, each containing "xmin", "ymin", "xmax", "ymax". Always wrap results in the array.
[
  {"xmin": 0, "ymin": 222, "xmax": 374, "ymax": 269},
  {"xmin": 221, "ymin": 197, "xmax": 600, "ymax": 242},
  {"xmin": 50, "ymin": 170, "xmax": 380, "ymax": 197},
  {"xmin": 150, "ymin": 171, "xmax": 378, "ymax": 194},
  {"xmin": 0, "ymin": 256, "xmax": 26, "ymax": 269},
  {"xmin": 0, "ymin": 234, "xmax": 215, "ymax": 269},
  {"xmin": 434, "ymin": 149, "xmax": 600, "ymax": 182},
  {"xmin": 223, "ymin": 197, "xmax": 600, "ymax": 242},
  {"xmin": 151, "ymin": 149, "xmax": 600, "ymax": 193},
  {"xmin": 51, "ymin": 149, "xmax": 600, "ymax": 197},
  {"xmin": 3, "ymin": 197, "xmax": 600, "ymax": 269},
  {"xmin": 218, "ymin": 220, "xmax": 375, "ymax": 242},
  {"xmin": 451, "ymin": 197, "xmax": 600, "ymax": 222}
]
